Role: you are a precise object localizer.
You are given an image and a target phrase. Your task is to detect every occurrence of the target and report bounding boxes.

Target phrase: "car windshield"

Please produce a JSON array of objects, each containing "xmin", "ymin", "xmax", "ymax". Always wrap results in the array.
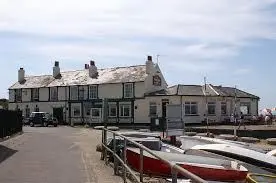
[{"xmin": 30, "ymin": 113, "xmax": 46, "ymax": 118}]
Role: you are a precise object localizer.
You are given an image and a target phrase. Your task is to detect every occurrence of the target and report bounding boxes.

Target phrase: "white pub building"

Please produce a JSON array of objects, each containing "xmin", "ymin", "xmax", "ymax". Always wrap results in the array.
[{"xmin": 8, "ymin": 56, "xmax": 259, "ymax": 126}]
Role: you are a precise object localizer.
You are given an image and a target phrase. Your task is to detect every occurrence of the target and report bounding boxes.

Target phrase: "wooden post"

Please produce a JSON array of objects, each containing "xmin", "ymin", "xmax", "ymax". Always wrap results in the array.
[
  {"xmin": 170, "ymin": 136, "xmax": 176, "ymax": 146},
  {"xmin": 102, "ymin": 98, "xmax": 108, "ymax": 127}
]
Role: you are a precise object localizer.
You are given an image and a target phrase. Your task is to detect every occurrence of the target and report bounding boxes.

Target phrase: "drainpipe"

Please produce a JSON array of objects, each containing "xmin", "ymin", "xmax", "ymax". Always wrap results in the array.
[{"xmin": 181, "ymin": 95, "xmax": 184, "ymax": 135}]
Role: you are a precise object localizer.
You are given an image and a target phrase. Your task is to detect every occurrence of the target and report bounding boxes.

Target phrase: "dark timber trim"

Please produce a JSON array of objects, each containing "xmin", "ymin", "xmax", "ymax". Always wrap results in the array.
[
  {"xmin": 131, "ymin": 100, "xmax": 134, "ymax": 123},
  {"xmin": 116, "ymin": 101, "xmax": 119, "ymax": 124},
  {"xmin": 122, "ymin": 83, "xmax": 125, "ymax": 98},
  {"xmin": 48, "ymin": 87, "xmax": 50, "ymax": 101}
]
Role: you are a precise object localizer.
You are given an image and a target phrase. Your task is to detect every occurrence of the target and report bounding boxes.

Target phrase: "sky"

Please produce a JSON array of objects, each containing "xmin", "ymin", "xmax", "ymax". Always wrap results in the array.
[{"xmin": 0, "ymin": 0, "xmax": 276, "ymax": 109}]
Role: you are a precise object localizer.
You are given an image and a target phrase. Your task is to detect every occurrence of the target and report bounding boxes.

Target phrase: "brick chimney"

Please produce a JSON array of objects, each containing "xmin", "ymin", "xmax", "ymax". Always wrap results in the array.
[
  {"xmin": 89, "ymin": 60, "xmax": 98, "ymax": 78},
  {"xmin": 18, "ymin": 68, "xmax": 25, "ymax": 83},
  {"xmin": 53, "ymin": 61, "xmax": 61, "ymax": 78},
  {"xmin": 146, "ymin": 55, "xmax": 154, "ymax": 74}
]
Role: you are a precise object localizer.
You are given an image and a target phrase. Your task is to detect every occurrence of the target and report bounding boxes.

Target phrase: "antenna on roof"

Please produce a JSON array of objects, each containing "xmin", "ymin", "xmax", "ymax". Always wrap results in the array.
[{"xmin": 156, "ymin": 54, "xmax": 160, "ymax": 64}]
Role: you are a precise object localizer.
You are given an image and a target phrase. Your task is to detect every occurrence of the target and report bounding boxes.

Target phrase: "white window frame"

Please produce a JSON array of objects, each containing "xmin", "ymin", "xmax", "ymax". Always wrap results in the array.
[
  {"xmin": 70, "ymin": 86, "xmax": 78, "ymax": 100},
  {"xmin": 90, "ymin": 108, "xmax": 102, "ymax": 118},
  {"xmin": 124, "ymin": 83, "xmax": 133, "ymax": 98},
  {"xmin": 50, "ymin": 87, "xmax": 58, "ymax": 101},
  {"xmin": 89, "ymin": 85, "xmax": 98, "ymax": 99},
  {"xmin": 32, "ymin": 88, "xmax": 39, "ymax": 101},
  {"xmin": 15, "ymin": 89, "xmax": 22, "ymax": 102},
  {"xmin": 78, "ymin": 86, "xmax": 86, "ymax": 100},
  {"xmin": 240, "ymin": 102, "xmax": 251, "ymax": 115},
  {"xmin": 149, "ymin": 102, "xmax": 157, "ymax": 116},
  {"xmin": 9, "ymin": 90, "xmax": 14, "ymax": 102},
  {"xmin": 108, "ymin": 104, "xmax": 117, "ymax": 117},
  {"xmin": 184, "ymin": 102, "xmax": 198, "ymax": 115},
  {"xmin": 221, "ymin": 102, "xmax": 227, "ymax": 115},
  {"xmin": 208, "ymin": 102, "xmax": 216, "ymax": 115},
  {"xmin": 72, "ymin": 105, "xmax": 81, "ymax": 117},
  {"xmin": 120, "ymin": 104, "xmax": 131, "ymax": 117}
]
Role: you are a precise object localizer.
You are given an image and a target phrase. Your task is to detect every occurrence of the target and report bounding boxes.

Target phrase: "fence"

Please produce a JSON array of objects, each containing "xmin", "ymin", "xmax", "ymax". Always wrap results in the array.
[
  {"xmin": 0, "ymin": 110, "xmax": 23, "ymax": 139},
  {"xmin": 100, "ymin": 127, "xmax": 208, "ymax": 183}
]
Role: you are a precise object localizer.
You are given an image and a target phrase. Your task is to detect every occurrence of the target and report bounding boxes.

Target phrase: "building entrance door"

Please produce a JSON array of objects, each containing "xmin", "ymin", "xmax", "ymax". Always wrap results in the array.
[
  {"xmin": 53, "ymin": 108, "xmax": 64, "ymax": 124},
  {"xmin": 161, "ymin": 99, "xmax": 169, "ymax": 118}
]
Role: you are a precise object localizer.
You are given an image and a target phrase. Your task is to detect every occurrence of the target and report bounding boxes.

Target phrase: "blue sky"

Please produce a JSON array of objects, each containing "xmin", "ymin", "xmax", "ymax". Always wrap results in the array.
[{"xmin": 0, "ymin": 0, "xmax": 276, "ymax": 109}]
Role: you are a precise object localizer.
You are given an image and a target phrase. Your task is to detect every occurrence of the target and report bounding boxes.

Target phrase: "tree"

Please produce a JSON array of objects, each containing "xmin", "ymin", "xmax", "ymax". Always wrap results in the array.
[{"xmin": 0, "ymin": 98, "xmax": 8, "ymax": 109}]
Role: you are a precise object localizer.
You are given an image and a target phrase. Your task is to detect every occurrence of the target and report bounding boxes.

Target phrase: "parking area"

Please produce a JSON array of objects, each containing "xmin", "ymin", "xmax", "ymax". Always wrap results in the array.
[{"xmin": 0, "ymin": 126, "xmax": 123, "ymax": 183}]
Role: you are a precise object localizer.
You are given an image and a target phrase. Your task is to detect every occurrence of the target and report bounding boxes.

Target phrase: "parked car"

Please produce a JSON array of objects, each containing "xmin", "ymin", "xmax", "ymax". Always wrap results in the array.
[
  {"xmin": 23, "ymin": 117, "xmax": 30, "ymax": 125},
  {"xmin": 29, "ymin": 112, "xmax": 58, "ymax": 127}
]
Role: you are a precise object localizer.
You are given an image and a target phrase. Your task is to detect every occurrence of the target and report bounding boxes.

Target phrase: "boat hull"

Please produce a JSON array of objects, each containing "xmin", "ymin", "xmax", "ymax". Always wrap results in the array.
[
  {"xmin": 191, "ymin": 144, "xmax": 276, "ymax": 171},
  {"xmin": 246, "ymin": 173, "xmax": 276, "ymax": 183},
  {"xmin": 126, "ymin": 148, "xmax": 247, "ymax": 181}
]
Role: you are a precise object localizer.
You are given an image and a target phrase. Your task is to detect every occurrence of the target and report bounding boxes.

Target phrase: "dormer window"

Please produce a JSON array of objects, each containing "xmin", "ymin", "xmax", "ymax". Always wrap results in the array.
[
  {"xmin": 153, "ymin": 75, "xmax": 161, "ymax": 86},
  {"xmin": 124, "ymin": 83, "xmax": 133, "ymax": 98}
]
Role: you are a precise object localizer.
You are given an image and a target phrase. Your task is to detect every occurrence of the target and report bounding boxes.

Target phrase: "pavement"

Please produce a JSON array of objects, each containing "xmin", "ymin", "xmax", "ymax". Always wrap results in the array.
[{"xmin": 0, "ymin": 126, "xmax": 124, "ymax": 183}]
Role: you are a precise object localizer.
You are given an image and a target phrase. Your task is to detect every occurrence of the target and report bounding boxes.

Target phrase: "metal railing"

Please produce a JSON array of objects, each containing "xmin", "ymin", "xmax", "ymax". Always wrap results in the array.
[{"xmin": 100, "ymin": 128, "xmax": 208, "ymax": 183}]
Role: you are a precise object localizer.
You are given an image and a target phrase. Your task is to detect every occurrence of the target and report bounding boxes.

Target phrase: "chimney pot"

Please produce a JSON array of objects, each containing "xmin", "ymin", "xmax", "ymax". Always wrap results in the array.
[
  {"xmin": 146, "ymin": 55, "xmax": 154, "ymax": 74},
  {"xmin": 85, "ymin": 64, "xmax": 90, "ymax": 69},
  {"xmin": 89, "ymin": 61, "xmax": 98, "ymax": 78},
  {"xmin": 53, "ymin": 61, "xmax": 61, "ymax": 78},
  {"xmin": 55, "ymin": 61, "xmax": 59, "ymax": 67}
]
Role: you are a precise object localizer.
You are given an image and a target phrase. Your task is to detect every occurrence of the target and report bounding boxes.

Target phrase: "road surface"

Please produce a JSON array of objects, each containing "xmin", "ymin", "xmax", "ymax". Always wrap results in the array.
[{"xmin": 0, "ymin": 126, "xmax": 123, "ymax": 183}]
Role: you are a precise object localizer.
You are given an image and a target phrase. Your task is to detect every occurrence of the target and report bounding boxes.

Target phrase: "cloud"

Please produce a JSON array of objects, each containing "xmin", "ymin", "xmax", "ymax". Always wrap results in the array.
[
  {"xmin": 234, "ymin": 68, "xmax": 252, "ymax": 75},
  {"xmin": 0, "ymin": 0, "xmax": 276, "ymax": 71}
]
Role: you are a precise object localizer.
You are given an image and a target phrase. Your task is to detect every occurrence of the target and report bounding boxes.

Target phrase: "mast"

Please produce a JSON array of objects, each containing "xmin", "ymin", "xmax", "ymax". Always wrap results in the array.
[
  {"xmin": 204, "ymin": 77, "xmax": 209, "ymax": 134},
  {"xmin": 234, "ymin": 85, "xmax": 237, "ymax": 137}
]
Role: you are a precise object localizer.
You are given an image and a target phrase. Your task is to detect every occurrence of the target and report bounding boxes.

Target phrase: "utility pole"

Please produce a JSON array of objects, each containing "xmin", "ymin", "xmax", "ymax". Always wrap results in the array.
[
  {"xmin": 156, "ymin": 54, "xmax": 160, "ymax": 64},
  {"xmin": 204, "ymin": 77, "xmax": 209, "ymax": 135},
  {"xmin": 234, "ymin": 85, "xmax": 237, "ymax": 137}
]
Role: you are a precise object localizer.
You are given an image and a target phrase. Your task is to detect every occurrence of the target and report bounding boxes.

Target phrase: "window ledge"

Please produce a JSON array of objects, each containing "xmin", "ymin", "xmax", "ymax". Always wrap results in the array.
[
  {"xmin": 184, "ymin": 115, "xmax": 199, "ymax": 116},
  {"xmin": 207, "ymin": 114, "xmax": 216, "ymax": 116}
]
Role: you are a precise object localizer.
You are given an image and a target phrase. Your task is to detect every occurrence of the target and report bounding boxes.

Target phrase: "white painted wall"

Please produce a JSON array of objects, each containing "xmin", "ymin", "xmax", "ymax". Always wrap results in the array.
[
  {"xmin": 144, "ymin": 64, "xmax": 167, "ymax": 94},
  {"xmin": 140, "ymin": 95, "xmax": 259, "ymax": 124},
  {"xmin": 134, "ymin": 99, "xmax": 149, "ymax": 123},
  {"xmin": 39, "ymin": 88, "xmax": 49, "ymax": 101},
  {"xmin": 98, "ymin": 83, "xmax": 122, "ymax": 98},
  {"xmin": 135, "ymin": 82, "xmax": 145, "ymax": 98}
]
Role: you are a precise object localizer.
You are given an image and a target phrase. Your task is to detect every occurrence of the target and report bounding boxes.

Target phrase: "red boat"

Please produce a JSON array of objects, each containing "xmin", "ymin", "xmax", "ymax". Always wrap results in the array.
[{"xmin": 126, "ymin": 148, "xmax": 248, "ymax": 182}]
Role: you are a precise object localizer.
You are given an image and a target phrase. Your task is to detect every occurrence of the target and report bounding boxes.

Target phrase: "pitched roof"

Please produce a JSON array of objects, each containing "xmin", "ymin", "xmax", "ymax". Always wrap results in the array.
[
  {"xmin": 146, "ymin": 84, "xmax": 259, "ymax": 99},
  {"xmin": 9, "ymin": 65, "xmax": 147, "ymax": 89},
  {"xmin": 211, "ymin": 85, "xmax": 259, "ymax": 99}
]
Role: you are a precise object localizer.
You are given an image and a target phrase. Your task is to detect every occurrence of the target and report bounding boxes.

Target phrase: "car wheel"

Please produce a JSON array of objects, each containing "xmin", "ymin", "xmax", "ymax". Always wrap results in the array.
[
  {"xmin": 43, "ymin": 122, "xmax": 48, "ymax": 127},
  {"xmin": 54, "ymin": 124, "xmax": 57, "ymax": 127},
  {"xmin": 30, "ymin": 122, "xmax": 34, "ymax": 127}
]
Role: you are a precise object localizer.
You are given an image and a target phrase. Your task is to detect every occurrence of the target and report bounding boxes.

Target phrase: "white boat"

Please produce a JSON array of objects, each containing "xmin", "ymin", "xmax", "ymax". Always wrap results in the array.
[
  {"xmin": 191, "ymin": 143, "xmax": 276, "ymax": 172},
  {"xmin": 267, "ymin": 149, "xmax": 276, "ymax": 157},
  {"xmin": 191, "ymin": 136, "xmax": 250, "ymax": 147}
]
